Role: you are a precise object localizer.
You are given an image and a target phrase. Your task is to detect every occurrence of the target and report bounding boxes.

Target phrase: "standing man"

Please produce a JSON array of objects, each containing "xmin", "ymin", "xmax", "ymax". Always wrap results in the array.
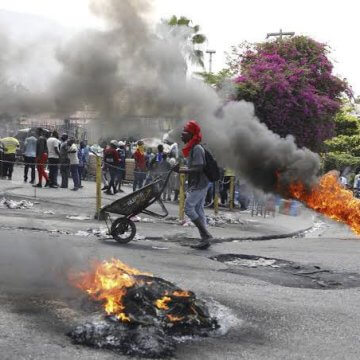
[
  {"xmin": 103, "ymin": 140, "xmax": 120, "ymax": 195},
  {"xmin": 34, "ymin": 128, "xmax": 49, "ymax": 188},
  {"xmin": 59, "ymin": 134, "xmax": 70, "ymax": 188},
  {"xmin": 23, "ymin": 130, "xmax": 37, "ymax": 184},
  {"xmin": 116, "ymin": 141, "xmax": 126, "ymax": 193},
  {"xmin": 47, "ymin": 130, "xmax": 61, "ymax": 188},
  {"xmin": 133, "ymin": 140, "xmax": 147, "ymax": 192},
  {"xmin": 0, "ymin": 134, "xmax": 19, "ymax": 180},
  {"xmin": 78, "ymin": 141, "xmax": 89, "ymax": 181},
  {"xmin": 176, "ymin": 120, "xmax": 212, "ymax": 250},
  {"xmin": 67, "ymin": 138, "xmax": 80, "ymax": 191}
]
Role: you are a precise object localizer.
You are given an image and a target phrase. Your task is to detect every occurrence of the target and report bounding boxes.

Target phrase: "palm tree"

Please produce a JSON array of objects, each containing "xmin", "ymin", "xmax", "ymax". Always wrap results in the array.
[{"xmin": 167, "ymin": 15, "xmax": 207, "ymax": 68}]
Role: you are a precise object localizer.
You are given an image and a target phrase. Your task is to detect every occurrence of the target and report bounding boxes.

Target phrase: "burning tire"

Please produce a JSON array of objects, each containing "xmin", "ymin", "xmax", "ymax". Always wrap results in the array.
[{"xmin": 111, "ymin": 218, "xmax": 136, "ymax": 243}]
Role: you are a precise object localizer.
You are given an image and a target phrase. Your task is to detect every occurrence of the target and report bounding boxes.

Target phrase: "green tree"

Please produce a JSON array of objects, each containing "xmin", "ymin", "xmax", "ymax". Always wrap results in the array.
[
  {"xmin": 167, "ymin": 15, "xmax": 207, "ymax": 68},
  {"xmin": 324, "ymin": 99, "xmax": 360, "ymax": 172}
]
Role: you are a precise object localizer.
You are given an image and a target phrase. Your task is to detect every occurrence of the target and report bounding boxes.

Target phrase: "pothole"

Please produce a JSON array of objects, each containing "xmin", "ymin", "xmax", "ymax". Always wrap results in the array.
[{"xmin": 211, "ymin": 254, "xmax": 360, "ymax": 290}]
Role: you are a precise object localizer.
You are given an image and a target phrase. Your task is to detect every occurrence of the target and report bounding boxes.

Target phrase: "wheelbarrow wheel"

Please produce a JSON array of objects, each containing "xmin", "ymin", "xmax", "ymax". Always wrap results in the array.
[{"xmin": 111, "ymin": 218, "xmax": 136, "ymax": 243}]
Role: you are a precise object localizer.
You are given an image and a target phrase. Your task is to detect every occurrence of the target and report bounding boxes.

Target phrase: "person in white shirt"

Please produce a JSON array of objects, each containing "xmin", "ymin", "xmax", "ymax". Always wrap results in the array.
[
  {"xmin": 47, "ymin": 130, "xmax": 61, "ymax": 188},
  {"xmin": 23, "ymin": 130, "xmax": 37, "ymax": 183},
  {"xmin": 340, "ymin": 175, "xmax": 348, "ymax": 187},
  {"xmin": 67, "ymin": 138, "xmax": 80, "ymax": 191}
]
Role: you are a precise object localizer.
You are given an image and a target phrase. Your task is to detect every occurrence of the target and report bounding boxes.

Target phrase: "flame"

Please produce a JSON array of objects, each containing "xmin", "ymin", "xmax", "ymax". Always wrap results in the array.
[
  {"xmin": 69, "ymin": 258, "xmax": 150, "ymax": 321},
  {"xmin": 173, "ymin": 291, "xmax": 191, "ymax": 297},
  {"xmin": 155, "ymin": 296, "xmax": 172, "ymax": 310},
  {"xmin": 288, "ymin": 172, "xmax": 360, "ymax": 234},
  {"xmin": 167, "ymin": 314, "xmax": 184, "ymax": 322}
]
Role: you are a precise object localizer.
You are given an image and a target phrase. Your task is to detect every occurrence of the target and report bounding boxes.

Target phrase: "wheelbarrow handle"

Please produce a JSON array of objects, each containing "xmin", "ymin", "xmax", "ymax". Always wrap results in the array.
[{"xmin": 142, "ymin": 199, "xmax": 169, "ymax": 218}]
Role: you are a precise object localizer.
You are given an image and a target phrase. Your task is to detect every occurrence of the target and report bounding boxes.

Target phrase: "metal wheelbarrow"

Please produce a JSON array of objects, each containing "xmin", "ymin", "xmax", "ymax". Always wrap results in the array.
[{"xmin": 100, "ymin": 168, "xmax": 175, "ymax": 243}]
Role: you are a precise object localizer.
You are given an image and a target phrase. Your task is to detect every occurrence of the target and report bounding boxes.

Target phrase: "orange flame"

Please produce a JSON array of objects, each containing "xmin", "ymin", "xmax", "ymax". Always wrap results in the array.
[
  {"xmin": 289, "ymin": 172, "xmax": 360, "ymax": 234},
  {"xmin": 173, "ymin": 290, "xmax": 191, "ymax": 297},
  {"xmin": 69, "ymin": 258, "xmax": 150, "ymax": 321},
  {"xmin": 167, "ymin": 314, "xmax": 184, "ymax": 322},
  {"xmin": 155, "ymin": 296, "xmax": 172, "ymax": 310}
]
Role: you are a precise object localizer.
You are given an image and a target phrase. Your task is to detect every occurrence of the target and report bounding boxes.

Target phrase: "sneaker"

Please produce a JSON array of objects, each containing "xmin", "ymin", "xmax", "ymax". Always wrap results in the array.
[
  {"xmin": 50, "ymin": 184, "xmax": 59, "ymax": 188},
  {"xmin": 105, "ymin": 190, "xmax": 113, "ymax": 195},
  {"xmin": 44, "ymin": 181, "xmax": 50, "ymax": 187},
  {"xmin": 101, "ymin": 186, "xmax": 109, "ymax": 191},
  {"xmin": 71, "ymin": 188, "xmax": 79, "ymax": 191},
  {"xmin": 30, "ymin": 180, "xmax": 35, "ymax": 184},
  {"xmin": 33, "ymin": 184, "xmax": 42, "ymax": 188}
]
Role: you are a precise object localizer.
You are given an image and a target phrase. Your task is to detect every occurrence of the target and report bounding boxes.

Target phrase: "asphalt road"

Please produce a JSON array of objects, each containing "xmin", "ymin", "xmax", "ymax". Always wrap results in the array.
[{"xmin": 1, "ymin": 222, "xmax": 360, "ymax": 359}]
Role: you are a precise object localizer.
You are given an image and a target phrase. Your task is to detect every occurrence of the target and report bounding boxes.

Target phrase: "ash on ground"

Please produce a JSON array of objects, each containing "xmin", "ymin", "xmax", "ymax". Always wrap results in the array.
[{"xmin": 68, "ymin": 276, "xmax": 219, "ymax": 358}]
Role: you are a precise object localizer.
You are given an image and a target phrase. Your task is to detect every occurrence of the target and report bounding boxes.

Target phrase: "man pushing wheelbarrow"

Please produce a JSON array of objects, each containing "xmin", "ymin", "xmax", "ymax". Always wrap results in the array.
[{"xmin": 100, "ymin": 120, "xmax": 218, "ymax": 250}]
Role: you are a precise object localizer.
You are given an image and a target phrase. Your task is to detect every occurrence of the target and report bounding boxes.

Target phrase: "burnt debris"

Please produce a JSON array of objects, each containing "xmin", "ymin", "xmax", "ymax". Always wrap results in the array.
[{"xmin": 68, "ymin": 275, "xmax": 219, "ymax": 358}]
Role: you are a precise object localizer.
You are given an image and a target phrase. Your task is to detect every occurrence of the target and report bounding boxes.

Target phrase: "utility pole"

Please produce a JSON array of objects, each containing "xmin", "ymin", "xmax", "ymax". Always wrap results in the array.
[
  {"xmin": 266, "ymin": 29, "xmax": 295, "ymax": 40},
  {"xmin": 206, "ymin": 49, "xmax": 216, "ymax": 73}
]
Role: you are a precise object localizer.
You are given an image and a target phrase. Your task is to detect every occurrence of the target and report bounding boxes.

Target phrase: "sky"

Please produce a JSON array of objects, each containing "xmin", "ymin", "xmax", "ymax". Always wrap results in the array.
[{"xmin": 0, "ymin": 0, "xmax": 359, "ymax": 94}]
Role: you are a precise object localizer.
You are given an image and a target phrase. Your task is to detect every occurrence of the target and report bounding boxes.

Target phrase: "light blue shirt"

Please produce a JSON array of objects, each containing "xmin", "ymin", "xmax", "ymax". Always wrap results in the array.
[{"xmin": 24, "ymin": 136, "xmax": 37, "ymax": 158}]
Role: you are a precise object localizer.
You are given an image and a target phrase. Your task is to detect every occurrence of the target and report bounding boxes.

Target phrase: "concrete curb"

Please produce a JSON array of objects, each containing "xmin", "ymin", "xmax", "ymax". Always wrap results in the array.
[{"xmin": 0, "ymin": 223, "xmax": 314, "ymax": 243}]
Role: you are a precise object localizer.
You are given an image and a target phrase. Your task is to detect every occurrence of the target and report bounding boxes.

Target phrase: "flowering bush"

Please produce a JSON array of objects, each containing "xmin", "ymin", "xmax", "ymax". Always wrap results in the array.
[{"xmin": 233, "ymin": 36, "xmax": 350, "ymax": 151}]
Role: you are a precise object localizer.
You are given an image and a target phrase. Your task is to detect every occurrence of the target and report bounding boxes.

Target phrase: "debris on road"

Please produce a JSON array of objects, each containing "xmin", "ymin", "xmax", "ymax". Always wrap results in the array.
[
  {"xmin": 224, "ymin": 257, "xmax": 280, "ymax": 268},
  {"xmin": 66, "ymin": 215, "xmax": 92, "ymax": 221},
  {"xmin": 212, "ymin": 254, "xmax": 360, "ymax": 290},
  {"xmin": 0, "ymin": 198, "xmax": 34, "ymax": 209},
  {"xmin": 68, "ymin": 259, "xmax": 219, "ymax": 358}
]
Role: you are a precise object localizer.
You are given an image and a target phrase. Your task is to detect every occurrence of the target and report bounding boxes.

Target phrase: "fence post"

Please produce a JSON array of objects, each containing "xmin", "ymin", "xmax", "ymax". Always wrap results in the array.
[
  {"xmin": 229, "ymin": 176, "xmax": 235, "ymax": 210},
  {"xmin": 214, "ymin": 181, "xmax": 219, "ymax": 215},
  {"xmin": 95, "ymin": 155, "xmax": 102, "ymax": 220},
  {"xmin": 179, "ymin": 173, "xmax": 186, "ymax": 221}
]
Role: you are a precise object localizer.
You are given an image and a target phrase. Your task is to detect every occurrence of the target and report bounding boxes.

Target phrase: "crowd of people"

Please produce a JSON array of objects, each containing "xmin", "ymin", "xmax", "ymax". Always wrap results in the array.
[
  {"xmin": 0, "ymin": 128, "xmax": 90, "ymax": 191},
  {"xmin": 0, "ymin": 127, "xmax": 248, "ymax": 209},
  {"xmin": 101, "ymin": 139, "xmax": 180, "ymax": 198},
  {"xmin": 0, "ymin": 121, "xmax": 251, "ymax": 250}
]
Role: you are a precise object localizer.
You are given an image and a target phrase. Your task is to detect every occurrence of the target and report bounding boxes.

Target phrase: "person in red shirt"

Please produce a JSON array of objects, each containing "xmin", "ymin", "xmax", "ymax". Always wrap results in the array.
[
  {"xmin": 133, "ymin": 140, "xmax": 147, "ymax": 192},
  {"xmin": 103, "ymin": 140, "xmax": 120, "ymax": 195}
]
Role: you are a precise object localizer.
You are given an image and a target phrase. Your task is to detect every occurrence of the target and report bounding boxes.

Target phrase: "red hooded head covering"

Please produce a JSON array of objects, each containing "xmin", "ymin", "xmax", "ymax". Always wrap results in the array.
[{"xmin": 182, "ymin": 120, "xmax": 202, "ymax": 158}]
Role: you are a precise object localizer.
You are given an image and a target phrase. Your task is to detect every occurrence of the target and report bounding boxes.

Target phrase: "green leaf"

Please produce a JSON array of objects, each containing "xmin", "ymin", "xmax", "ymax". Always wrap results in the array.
[
  {"xmin": 177, "ymin": 16, "xmax": 191, "ymax": 26},
  {"xmin": 168, "ymin": 15, "xmax": 178, "ymax": 26},
  {"xmin": 192, "ymin": 34, "xmax": 206, "ymax": 44}
]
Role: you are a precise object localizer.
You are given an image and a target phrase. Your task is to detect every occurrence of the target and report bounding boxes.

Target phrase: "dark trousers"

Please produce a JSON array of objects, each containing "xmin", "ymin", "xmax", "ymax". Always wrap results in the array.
[
  {"xmin": 48, "ymin": 158, "xmax": 59, "ymax": 185},
  {"xmin": 220, "ymin": 177, "xmax": 231, "ymax": 204},
  {"xmin": 108, "ymin": 167, "xmax": 118, "ymax": 192},
  {"xmin": 78, "ymin": 165, "xmax": 85, "ymax": 184},
  {"xmin": 2, "ymin": 154, "xmax": 16, "ymax": 179},
  {"xmin": 70, "ymin": 164, "xmax": 80, "ymax": 189},
  {"xmin": 116, "ymin": 168, "xmax": 125, "ymax": 189},
  {"xmin": 24, "ymin": 156, "xmax": 36, "ymax": 182},
  {"xmin": 60, "ymin": 161, "xmax": 70, "ymax": 188},
  {"xmin": 133, "ymin": 171, "xmax": 146, "ymax": 192}
]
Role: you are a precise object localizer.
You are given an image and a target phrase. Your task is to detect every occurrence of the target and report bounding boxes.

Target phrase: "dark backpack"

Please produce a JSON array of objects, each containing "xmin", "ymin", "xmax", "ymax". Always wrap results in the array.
[{"xmin": 201, "ymin": 145, "xmax": 221, "ymax": 182}]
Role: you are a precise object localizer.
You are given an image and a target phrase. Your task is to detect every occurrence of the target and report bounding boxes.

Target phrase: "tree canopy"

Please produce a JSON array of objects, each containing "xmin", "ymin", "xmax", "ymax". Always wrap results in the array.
[
  {"xmin": 323, "ymin": 99, "xmax": 360, "ymax": 172},
  {"xmin": 166, "ymin": 15, "xmax": 206, "ymax": 68},
  {"xmin": 228, "ymin": 36, "xmax": 350, "ymax": 151}
]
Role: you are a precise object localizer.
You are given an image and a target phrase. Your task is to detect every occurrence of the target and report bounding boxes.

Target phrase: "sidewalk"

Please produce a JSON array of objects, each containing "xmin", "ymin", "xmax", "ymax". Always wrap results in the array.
[{"xmin": 0, "ymin": 166, "xmax": 314, "ymax": 241}]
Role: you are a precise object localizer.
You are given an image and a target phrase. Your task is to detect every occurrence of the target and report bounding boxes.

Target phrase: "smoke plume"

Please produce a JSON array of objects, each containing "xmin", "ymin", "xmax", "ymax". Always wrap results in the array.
[{"xmin": 0, "ymin": 0, "xmax": 321, "ymax": 192}]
